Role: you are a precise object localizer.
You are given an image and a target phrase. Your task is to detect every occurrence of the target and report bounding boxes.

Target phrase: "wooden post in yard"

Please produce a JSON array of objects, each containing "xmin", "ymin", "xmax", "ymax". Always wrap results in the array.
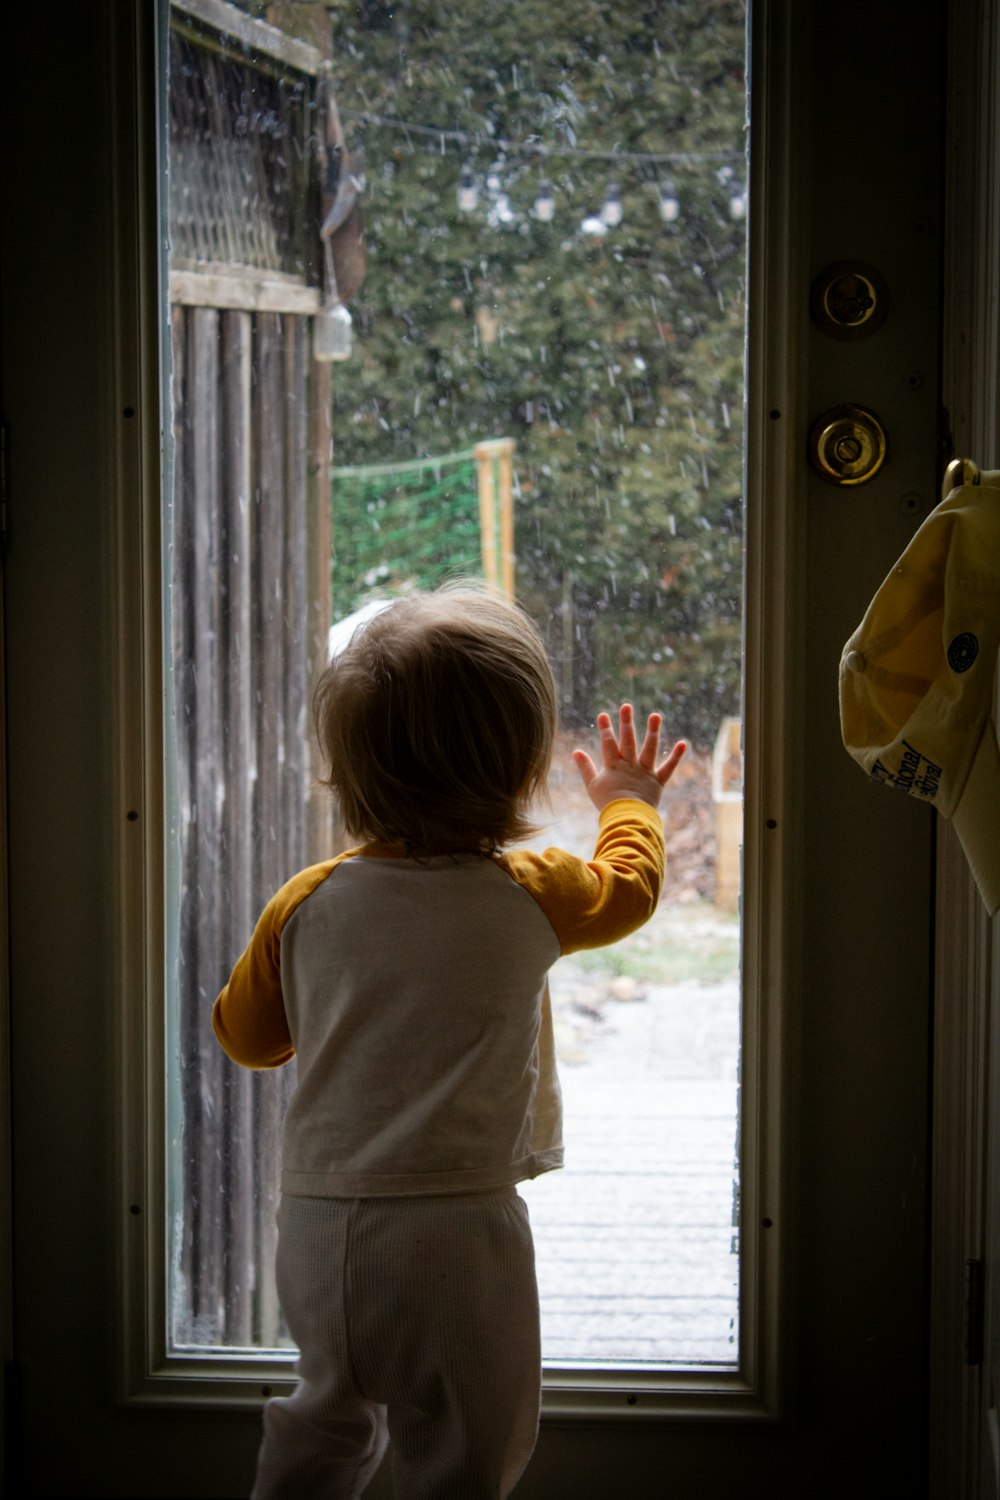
[
  {"xmin": 497, "ymin": 438, "xmax": 515, "ymax": 598},
  {"xmin": 474, "ymin": 441, "xmax": 498, "ymax": 590},
  {"xmin": 474, "ymin": 437, "xmax": 516, "ymax": 597}
]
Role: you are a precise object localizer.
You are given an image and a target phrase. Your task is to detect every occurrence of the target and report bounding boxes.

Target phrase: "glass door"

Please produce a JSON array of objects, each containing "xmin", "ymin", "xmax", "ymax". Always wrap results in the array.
[{"xmin": 163, "ymin": 0, "xmax": 747, "ymax": 1376}]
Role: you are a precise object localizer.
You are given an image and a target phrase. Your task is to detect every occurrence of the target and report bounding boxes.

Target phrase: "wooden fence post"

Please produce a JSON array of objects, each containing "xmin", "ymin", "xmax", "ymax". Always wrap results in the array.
[
  {"xmin": 474, "ymin": 441, "xmax": 498, "ymax": 590},
  {"xmin": 474, "ymin": 437, "xmax": 516, "ymax": 597}
]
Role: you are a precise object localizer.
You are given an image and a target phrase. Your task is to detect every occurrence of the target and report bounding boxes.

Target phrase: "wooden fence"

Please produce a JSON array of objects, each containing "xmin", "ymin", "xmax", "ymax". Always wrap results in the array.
[
  {"xmin": 165, "ymin": 0, "xmax": 351, "ymax": 1351},
  {"xmin": 170, "ymin": 303, "xmax": 329, "ymax": 1347}
]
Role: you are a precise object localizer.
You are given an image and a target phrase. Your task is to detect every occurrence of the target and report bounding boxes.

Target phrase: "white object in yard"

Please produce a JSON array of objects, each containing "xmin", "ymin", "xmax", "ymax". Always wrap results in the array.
[{"xmin": 327, "ymin": 598, "xmax": 394, "ymax": 660}]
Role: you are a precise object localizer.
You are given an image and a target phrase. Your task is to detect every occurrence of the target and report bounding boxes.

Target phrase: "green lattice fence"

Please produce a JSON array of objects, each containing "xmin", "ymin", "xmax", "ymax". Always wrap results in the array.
[
  {"xmin": 331, "ymin": 448, "xmax": 482, "ymax": 619},
  {"xmin": 331, "ymin": 439, "xmax": 516, "ymax": 624}
]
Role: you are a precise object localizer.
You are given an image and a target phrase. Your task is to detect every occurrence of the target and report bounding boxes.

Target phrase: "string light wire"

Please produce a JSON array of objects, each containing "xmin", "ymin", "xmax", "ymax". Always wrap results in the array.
[
  {"xmin": 340, "ymin": 108, "xmax": 744, "ymax": 167},
  {"xmin": 340, "ymin": 109, "xmax": 746, "ymax": 226}
]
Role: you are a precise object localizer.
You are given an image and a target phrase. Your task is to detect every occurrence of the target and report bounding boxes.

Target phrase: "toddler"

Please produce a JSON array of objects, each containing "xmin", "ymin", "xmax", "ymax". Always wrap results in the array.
[{"xmin": 213, "ymin": 585, "xmax": 686, "ymax": 1499}]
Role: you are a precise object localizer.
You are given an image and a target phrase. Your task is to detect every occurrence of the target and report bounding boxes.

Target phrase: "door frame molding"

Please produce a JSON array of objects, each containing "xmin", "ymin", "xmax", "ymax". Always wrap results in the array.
[
  {"xmin": 113, "ymin": 0, "xmax": 803, "ymax": 1428},
  {"xmin": 931, "ymin": 0, "xmax": 1000, "ymax": 1492}
]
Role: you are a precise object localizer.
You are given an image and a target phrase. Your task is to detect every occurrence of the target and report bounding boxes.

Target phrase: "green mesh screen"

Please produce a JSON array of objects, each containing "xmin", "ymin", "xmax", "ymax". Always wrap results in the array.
[{"xmin": 331, "ymin": 449, "xmax": 483, "ymax": 619}]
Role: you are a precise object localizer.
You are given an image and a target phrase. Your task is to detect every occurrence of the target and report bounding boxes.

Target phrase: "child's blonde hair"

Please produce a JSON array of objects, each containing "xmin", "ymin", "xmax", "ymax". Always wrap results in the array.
[{"xmin": 313, "ymin": 584, "xmax": 558, "ymax": 852}]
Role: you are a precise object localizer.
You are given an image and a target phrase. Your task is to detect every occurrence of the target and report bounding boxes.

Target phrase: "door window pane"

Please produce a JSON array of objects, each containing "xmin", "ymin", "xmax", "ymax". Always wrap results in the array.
[{"xmin": 164, "ymin": 0, "xmax": 745, "ymax": 1369}]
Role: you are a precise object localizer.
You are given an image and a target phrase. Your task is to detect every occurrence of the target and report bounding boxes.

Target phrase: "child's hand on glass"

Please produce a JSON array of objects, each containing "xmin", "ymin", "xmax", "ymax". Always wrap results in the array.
[{"xmin": 572, "ymin": 703, "xmax": 687, "ymax": 813}]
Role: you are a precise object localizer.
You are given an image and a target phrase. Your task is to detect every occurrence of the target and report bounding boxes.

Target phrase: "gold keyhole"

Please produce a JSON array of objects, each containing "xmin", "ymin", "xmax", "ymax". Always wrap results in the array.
[
  {"xmin": 808, "ymin": 405, "xmax": 887, "ymax": 485},
  {"xmin": 810, "ymin": 261, "xmax": 890, "ymax": 340},
  {"xmin": 834, "ymin": 435, "xmax": 863, "ymax": 464},
  {"xmin": 823, "ymin": 274, "xmax": 877, "ymax": 329}
]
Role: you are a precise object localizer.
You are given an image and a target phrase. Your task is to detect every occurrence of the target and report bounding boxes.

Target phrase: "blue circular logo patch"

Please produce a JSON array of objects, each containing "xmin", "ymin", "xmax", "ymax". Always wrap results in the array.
[{"xmin": 948, "ymin": 632, "xmax": 979, "ymax": 673}]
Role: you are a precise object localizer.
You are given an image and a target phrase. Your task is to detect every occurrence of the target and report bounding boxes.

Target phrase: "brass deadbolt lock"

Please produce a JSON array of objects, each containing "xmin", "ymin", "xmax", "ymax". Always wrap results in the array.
[
  {"xmin": 810, "ymin": 262, "xmax": 889, "ymax": 339},
  {"xmin": 808, "ymin": 404, "xmax": 887, "ymax": 486}
]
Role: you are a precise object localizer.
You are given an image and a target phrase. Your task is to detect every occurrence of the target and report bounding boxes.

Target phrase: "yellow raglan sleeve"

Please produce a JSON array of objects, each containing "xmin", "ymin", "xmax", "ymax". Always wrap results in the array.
[
  {"xmin": 500, "ymin": 797, "xmax": 666, "ymax": 955},
  {"xmin": 212, "ymin": 859, "xmax": 340, "ymax": 1069}
]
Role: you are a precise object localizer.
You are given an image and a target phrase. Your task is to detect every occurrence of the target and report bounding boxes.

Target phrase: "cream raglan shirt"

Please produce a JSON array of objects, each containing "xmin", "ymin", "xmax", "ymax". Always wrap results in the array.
[{"xmin": 213, "ymin": 797, "xmax": 666, "ymax": 1197}]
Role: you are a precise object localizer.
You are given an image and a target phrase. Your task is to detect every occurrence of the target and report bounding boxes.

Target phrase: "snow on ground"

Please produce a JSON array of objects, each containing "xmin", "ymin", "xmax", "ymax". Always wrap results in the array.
[
  {"xmin": 520, "ymin": 738, "xmax": 741, "ymax": 1367},
  {"xmin": 522, "ymin": 967, "xmax": 740, "ymax": 1367}
]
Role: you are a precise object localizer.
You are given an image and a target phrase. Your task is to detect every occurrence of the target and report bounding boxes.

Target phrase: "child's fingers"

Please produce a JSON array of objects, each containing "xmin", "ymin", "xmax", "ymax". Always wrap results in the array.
[
  {"xmin": 638, "ymin": 712, "xmax": 662, "ymax": 770},
  {"xmin": 617, "ymin": 702, "xmax": 638, "ymax": 762},
  {"xmin": 572, "ymin": 748, "xmax": 598, "ymax": 787},
  {"xmin": 597, "ymin": 712, "xmax": 619, "ymax": 769},
  {"xmin": 656, "ymin": 739, "xmax": 688, "ymax": 784}
]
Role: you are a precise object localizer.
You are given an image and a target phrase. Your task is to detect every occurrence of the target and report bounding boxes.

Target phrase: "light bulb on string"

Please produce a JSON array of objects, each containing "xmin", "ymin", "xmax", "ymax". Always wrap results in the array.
[
  {"xmin": 600, "ymin": 181, "xmax": 623, "ymax": 227},
  {"xmin": 534, "ymin": 179, "xmax": 555, "ymax": 222},
  {"xmin": 489, "ymin": 192, "xmax": 515, "ymax": 227},
  {"xmin": 458, "ymin": 164, "xmax": 478, "ymax": 212},
  {"xmin": 659, "ymin": 181, "xmax": 680, "ymax": 223}
]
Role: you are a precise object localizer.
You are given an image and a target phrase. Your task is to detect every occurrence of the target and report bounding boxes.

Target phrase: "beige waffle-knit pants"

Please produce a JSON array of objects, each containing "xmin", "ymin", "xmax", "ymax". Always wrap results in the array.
[{"xmin": 251, "ymin": 1188, "xmax": 542, "ymax": 1500}]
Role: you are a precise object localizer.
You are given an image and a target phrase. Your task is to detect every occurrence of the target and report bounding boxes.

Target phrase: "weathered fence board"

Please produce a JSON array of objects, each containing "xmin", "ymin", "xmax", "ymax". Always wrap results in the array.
[
  {"xmin": 172, "ymin": 304, "xmax": 314, "ymax": 1348},
  {"xmin": 219, "ymin": 309, "xmax": 254, "ymax": 1343}
]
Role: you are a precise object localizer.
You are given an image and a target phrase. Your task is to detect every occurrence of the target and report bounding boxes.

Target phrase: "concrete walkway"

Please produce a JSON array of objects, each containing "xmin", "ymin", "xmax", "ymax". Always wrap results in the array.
[{"xmin": 520, "ymin": 972, "xmax": 740, "ymax": 1367}]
